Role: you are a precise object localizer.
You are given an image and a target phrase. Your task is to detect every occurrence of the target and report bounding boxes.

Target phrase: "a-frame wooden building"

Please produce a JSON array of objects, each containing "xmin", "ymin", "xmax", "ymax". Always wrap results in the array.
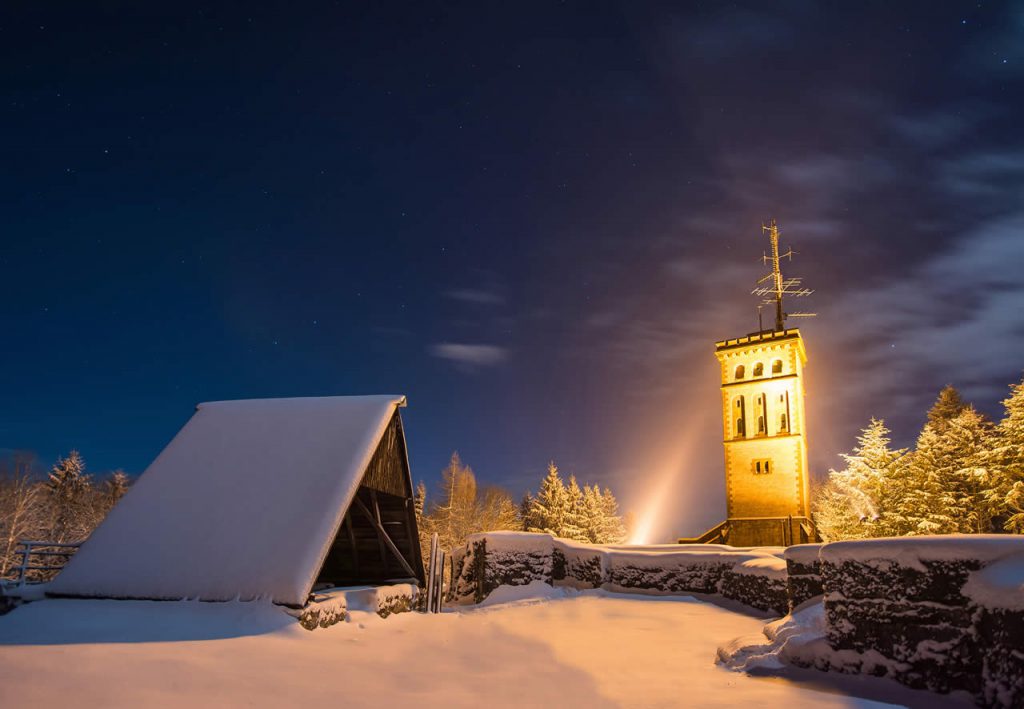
[{"xmin": 49, "ymin": 395, "xmax": 424, "ymax": 607}]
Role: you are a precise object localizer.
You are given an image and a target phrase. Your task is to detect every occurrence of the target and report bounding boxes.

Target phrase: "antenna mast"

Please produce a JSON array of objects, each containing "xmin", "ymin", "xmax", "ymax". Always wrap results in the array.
[{"xmin": 751, "ymin": 218, "xmax": 815, "ymax": 332}]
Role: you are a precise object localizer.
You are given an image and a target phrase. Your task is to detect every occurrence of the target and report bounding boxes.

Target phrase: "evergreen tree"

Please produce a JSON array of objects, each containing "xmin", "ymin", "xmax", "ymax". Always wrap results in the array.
[
  {"xmin": 813, "ymin": 419, "xmax": 909, "ymax": 540},
  {"xmin": 927, "ymin": 385, "xmax": 968, "ymax": 432},
  {"xmin": 598, "ymin": 487, "xmax": 628, "ymax": 544},
  {"xmin": 414, "ymin": 480, "xmax": 427, "ymax": 521},
  {"xmin": 907, "ymin": 407, "xmax": 993, "ymax": 534},
  {"xmin": 46, "ymin": 450, "xmax": 91, "ymax": 542},
  {"xmin": 103, "ymin": 470, "xmax": 131, "ymax": 507},
  {"xmin": 518, "ymin": 491, "xmax": 534, "ymax": 531},
  {"xmin": 562, "ymin": 475, "xmax": 588, "ymax": 542},
  {"xmin": 580, "ymin": 485, "xmax": 605, "ymax": 543},
  {"xmin": 528, "ymin": 462, "xmax": 568, "ymax": 535},
  {"xmin": 986, "ymin": 376, "xmax": 1024, "ymax": 532}
]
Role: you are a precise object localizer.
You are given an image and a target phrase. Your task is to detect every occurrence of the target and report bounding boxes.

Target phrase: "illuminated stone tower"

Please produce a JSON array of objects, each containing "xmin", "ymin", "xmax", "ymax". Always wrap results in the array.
[
  {"xmin": 715, "ymin": 327, "xmax": 812, "ymax": 546},
  {"xmin": 681, "ymin": 219, "xmax": 815, "ymax": 547}
]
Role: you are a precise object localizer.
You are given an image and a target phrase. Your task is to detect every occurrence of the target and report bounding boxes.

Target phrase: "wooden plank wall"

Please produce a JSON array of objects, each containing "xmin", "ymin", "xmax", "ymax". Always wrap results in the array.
[{"xmin": 315, "ymin": 412, "xmax": 425, "ymax": 587}]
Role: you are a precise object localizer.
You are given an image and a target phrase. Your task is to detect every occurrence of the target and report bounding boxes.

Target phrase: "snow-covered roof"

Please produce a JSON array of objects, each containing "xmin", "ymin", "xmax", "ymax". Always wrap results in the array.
[{"xmin": 49, "ymin": 395, "xmax": 407, "ymax": 607}]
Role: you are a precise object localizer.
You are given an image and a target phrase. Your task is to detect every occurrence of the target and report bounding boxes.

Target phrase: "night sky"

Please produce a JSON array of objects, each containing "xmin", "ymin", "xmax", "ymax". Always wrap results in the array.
[{"xmin": 3, "ymin": 2, "xmax": 1023, "ymax": 541}]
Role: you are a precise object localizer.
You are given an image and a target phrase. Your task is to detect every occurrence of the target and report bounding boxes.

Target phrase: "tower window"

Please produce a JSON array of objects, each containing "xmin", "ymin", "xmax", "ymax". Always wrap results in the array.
[
  {"xmin": 778, "ymin": 392, "xmax": 790, "ymax": 433},
  {"xmin": 772, "ymin": 359, "xmax": 783, "ymax": 374},
  {"xmin": 752, "ymin": 459, "xmax": 773, "ymax": 475},
  {"xmin": 733, "ymin": 396, "xmax": 746, "ymax": 438},
  {"xmin": 753, "ymin": 362, "xmax": 764, "ymax": 377},
  {"xmin": 734, "ymin": 364, "xmax": 745, "ymax": 380},
  {"xmin": 755, "ymin": 393, "xmax": 767, "ymax": 435}
]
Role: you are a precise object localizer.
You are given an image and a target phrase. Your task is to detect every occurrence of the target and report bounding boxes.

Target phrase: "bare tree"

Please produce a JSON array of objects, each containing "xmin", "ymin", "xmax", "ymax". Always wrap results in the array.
[{"xmin": 0, "ymin": 453, "xmax": 44, "ymax": 577}]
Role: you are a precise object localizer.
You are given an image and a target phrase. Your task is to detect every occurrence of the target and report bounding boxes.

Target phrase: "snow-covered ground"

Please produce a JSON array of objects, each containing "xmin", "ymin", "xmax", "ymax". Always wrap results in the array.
[{"xmin": 0, "ymin": 588, "xmax": 960, "ymax": 707}]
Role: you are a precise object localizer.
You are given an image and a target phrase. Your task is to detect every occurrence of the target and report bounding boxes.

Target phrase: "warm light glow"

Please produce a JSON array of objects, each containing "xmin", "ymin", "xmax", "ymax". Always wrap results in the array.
[{"xmin": 626, "ymin": 418, "xmax": 708, "ymax": 545}]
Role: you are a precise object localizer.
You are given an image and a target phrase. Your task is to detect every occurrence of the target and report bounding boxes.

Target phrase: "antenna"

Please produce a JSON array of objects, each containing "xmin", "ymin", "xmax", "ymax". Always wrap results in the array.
[{"xmin": 750, "ymin": 218, "xmax": 815, "ymax": 332}]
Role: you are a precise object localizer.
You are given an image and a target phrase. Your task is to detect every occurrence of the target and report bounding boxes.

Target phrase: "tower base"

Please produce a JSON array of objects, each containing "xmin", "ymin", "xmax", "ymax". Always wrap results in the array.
[{"xmin": 678, "ymin": 516, "xmax": 815, "ymax": 547}]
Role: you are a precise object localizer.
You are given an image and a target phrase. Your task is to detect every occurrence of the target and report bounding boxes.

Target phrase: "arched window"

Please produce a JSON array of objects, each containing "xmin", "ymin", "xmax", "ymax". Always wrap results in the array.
[
  {"xmin": 772, "ymin": 359, "xmax": 783, "ymax": 375},
  {"xmin": 778, "ymin": 392, "xmax": 791, "ymax": 434},
  {"xmin": 733, "ymin": 396, "xmax": 746, "ymax": 438},
  {"xmin": 753, "ymin": 362, "xmax": 764, "ymax": 377},
  {"xmin": 734, "ymin": 364, "xmax": 745, "ymax": 380},
  {"xmin": 755, "ymin": 393, "xmax": 767, "ymax": 435}
]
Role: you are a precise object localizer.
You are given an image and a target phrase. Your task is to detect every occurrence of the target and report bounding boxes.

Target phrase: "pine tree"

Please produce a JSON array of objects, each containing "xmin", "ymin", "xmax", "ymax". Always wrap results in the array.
[
  {"xmin": 528, "ymin": 462, "xmax": 568, "ymax": 535},
  {"xmin": 986, "ymin": 376, "xmax": 1024, "ymax": 532},
  {"xmin": 598, "ymin": 487, "xmax": 627, "ymax": 544},
  {"xmin": 518, "ymin": 491, "xmax": 534, "ymax": 531},
  {"xmin": 414, "ymin": 480, "xmax": 427, "ymax": 521},
  {"xmin": 103, "ymin": 470, "xmax": 131, "ymax": 507},
  {"xmin": 580, "ymin": 485, "xmax": 605, "ymax": 543},
  {"xmin": 927, "ymin": 385, "xmax": 968, "ymax": 432},
  {"xmin": 562, "ymin": 475, "xmax": 588, "ymax": 542},
  {"xmin": 47, "ymin": 450, "xmax": 91, "ymax": 542},
  {"xmin": 907, "ymin": 407, "xmax": 993, "ymax": 534},
  {"xmin": 812, "ymin": 419, "xmax": 909, "ymax": 540}
]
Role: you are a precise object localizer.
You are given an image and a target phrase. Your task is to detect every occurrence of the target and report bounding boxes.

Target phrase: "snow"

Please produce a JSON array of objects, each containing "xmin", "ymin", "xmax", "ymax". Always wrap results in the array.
[
  {"xmin": 962, "ymin": 551, "xmax": 1024, "ymax": 610},
  {"xmin": 731, "ymin": 556, "xmax": 789, "ymax": 579},
  {"xmin": 0, "ymin": 592, "xmax": 909, "ymax": 707},
  {"xmin": 48, "ymin": 395, "xmax": 407, "ymax": 607},
  {"xmin": 819, "ymin": 535, "xmax": 1024, "ymax": 567},
  {"xmin": 477, "ymin": 579, "xmax": 566, "ymax": 606},
  {"xmin": 718, "ymin": 601, "xmax": 972, "ymax": 708},
  {"xmin": 783, "ymin": 543, "xmax": 823, "ymax": 566}
]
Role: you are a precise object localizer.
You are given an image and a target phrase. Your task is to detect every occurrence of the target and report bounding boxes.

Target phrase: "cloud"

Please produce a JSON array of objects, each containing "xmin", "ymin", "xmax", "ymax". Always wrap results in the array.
[
  {"xmin": 446, "ymin": 288, "xmax": 506, "ymax": 306},
  {"xmin": 938, "ymin": 150, "xmax": 1024, "ymax": 198},
  {"xmin": 824, "ymin": 211, "xmax": 1024, "ymax": 426},
  {"xmin": 430, "ymin": 343, "xmax": 507, "ymax": 368}
]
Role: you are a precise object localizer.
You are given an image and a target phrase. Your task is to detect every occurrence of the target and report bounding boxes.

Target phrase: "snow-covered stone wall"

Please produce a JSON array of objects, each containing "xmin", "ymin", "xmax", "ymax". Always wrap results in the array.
[
  {"xmin": 817, "ymin": 536, "xmax": 1024, "ymax": 707},
  {"xmin": 783, "ymin": 543, "xmax": 823, "ymax": 611},
  {"xmin": 449, "ymin": 533, "xmax": 788, "ymax": 615}
]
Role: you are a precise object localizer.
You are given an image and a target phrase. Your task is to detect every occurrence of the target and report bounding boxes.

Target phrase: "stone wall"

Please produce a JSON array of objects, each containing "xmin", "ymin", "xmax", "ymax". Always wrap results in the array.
[
  {"xmin": 453, "ymin": 532, "xmax": 1024, "ymax": 707},
  {"xmin": 783, "ymin": 543, "xmax": 823, "ymax": 611},
  {"xmin": 449, "ymin": 533, "xmax": 788, "ymax": 615},
  {"xmin": 817, "ymin": 537, "xmax": 1024, "ymax": 707}
]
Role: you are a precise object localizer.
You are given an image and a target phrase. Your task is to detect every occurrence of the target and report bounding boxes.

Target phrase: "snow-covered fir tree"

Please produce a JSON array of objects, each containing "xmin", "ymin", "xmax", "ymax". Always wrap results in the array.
[
  {"xmin": 598, "ymin": 487, "xmax": 628, "ymax": 544},
  {"xmin": 986, "ymin": 376, "xmax": 1024, "ymax": 532},
  {"xmin": 562, "ymin": 475, "xmax": 588, "ymax": 542},
  {"xmin": 46, "ymin": 450, "xmax": 92, "ymax": 542},
  {"xmin": 926, "ymin": 384, "xmax": 969, "ymax": 432},
  {"xmin": 906, "ymin": 406, "xmax": 993, "ymax": 535},
  {"xmin": 580, "ymin": 484, "xmax": 605, "ymax": 543},
  {"xmin": 527, "ymin": 462, "xmax": 568, "ymax": 535},
  {"xmin": 102, "ymin": 470, "xmax": 131, "ymax": 507},
  {"xmin": 813, "ymin": 419, "xmax": 908, "ymax": 541}
]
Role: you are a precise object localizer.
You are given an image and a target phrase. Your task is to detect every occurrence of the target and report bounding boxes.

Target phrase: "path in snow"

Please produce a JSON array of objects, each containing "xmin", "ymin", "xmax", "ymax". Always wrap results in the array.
[{"xmin": 0, "ymin": 589, "xmax": 959, "ymax": 708}]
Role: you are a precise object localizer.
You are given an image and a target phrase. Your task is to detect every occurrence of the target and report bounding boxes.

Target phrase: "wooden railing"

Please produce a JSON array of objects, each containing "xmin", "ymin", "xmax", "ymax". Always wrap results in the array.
[
  {"xmin": 677, "ymin": 520, "xmax": 729, "ymax": 545},
  {"xmin": 3, "ymin": 540, "xmax": 81, "ymax": 587}
]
